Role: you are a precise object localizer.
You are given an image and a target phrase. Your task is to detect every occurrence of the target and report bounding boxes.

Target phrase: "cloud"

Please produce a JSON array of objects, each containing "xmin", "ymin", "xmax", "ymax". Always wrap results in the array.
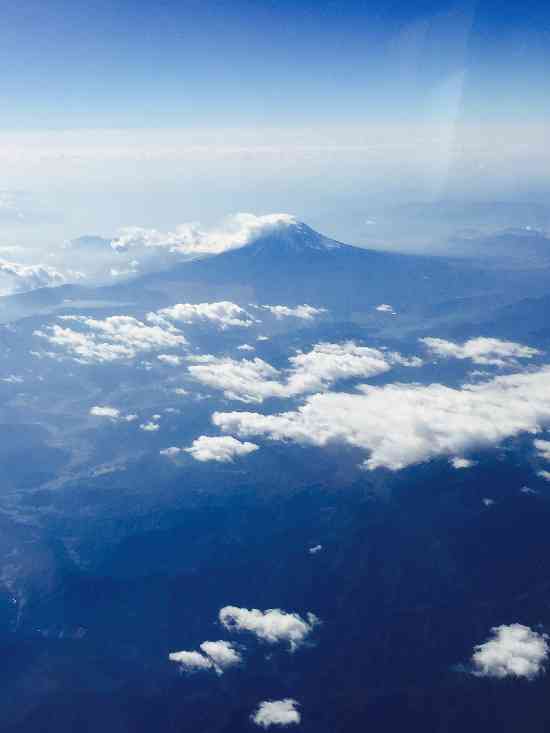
[
  {"xmin": 168, "ymin": 640, "xmax": 242, "ymax": 675},
  {"xmin": 213, "ymin": 367, "xmax": 550, "ymax": 471},
  {"xmin": 450, "ymin": 457, "xmax": 475, "ymax": 469},
  {"xmin": 34, "ymin": 315, "xmax": 186, "ymax": 363},
  {"xmin": 375, "ymin": 303, "xmax": 396, "ymax": 314},
  {"xmin": 111, "ymin": 213, "xmax": 297, "ymax": 256},
  {"xmin": 251, "ymin": 699, "xmax": 301, "ymax": 728},
  {"xmin": 421, "ymin": 337, "xmax": 541, "ymax": 367},
  {"xmin": 538, "ymin": 470, "xmax": 550, "ymax": 482},
  {"xmin": 157, "ymin": 354, "xmax": 183, "ymax": 366},
  {"xmin": 90, "ymin": 405, "xmax": 120, "ymax": 419},
  {"xmin": 148, "ymin": 301, "xmax": 256, "ymax": 330},
  {"xmin": 189, "ymin": 341, "xmax": 421, "ymax": 404},
  {"xmin": 140, "ymin": 421, "xmax": 160, "ymax": 432},
  {"xmin": 238, "ymin": 344, "xmax": 255, "ymax": 351},
  {"xmin": 471, "ymin": 624, "xmax": 549, "ymax": 679},
  {"xmin": 534, "ymin": 439, "xmax": 550, "ymax": 461},
  {"xmin": 260, "ymin": 304, "xmax": 327, "ymax": 320},
  {"xmin": 219, "ymin": 607, "xmax": 319, "ymax": 651},
  {"xmin": 184, "ymin": 435, "xmax": 259, "ymax": 462},
  {"xmin": 308, "ymin": 544, "xmax": 323, "ymax": 555},
  {"xmin": 0, "ymin": 258, "xmax": 80, "ymax": 294}
]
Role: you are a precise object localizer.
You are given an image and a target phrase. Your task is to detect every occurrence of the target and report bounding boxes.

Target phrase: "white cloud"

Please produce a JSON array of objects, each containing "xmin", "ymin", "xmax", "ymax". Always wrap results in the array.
[
  {"xmin": 0, "ymin": 258, "xmax": 81, "ymax": 294},
  {"xmin": 184, "ymin": 435, "xmax": 259, "ymax": 462},
  {"xmin": 140, "ymin": 421, "xmax": 160, "ymax": 432},
  {"xmin": 213, "ymin": 367, "xmax": 550, "ymax": 471},
  {"xmin": 308, "ymin": 544, "xmax": 323, "ymax": 555},
  {"xmin": 189, "ymin": 341, "xmax": 421, "ymax": 404},
  {"xmin": 251, "ymin": 699, "xmax": 301, "ymax": 728},
  {"xmin": 421, "ymin": 337, "xmax": 541, "ymax": 367},
  {"xmin": 471, "ymin": 624, "xmax": 549, "ymax": 679},
  {"xmin": 238, "ymin": 344, "xmax": 255, "ymax": 351},
  {"xmin": 538, "ymin": 470, "xmax": 550, "ymax": 482},
  {"xmin": 148, "ymin": 301, "xmax": 256, "ymax": 330},
  {"xmin": 160, "ymin": 446, "xmax": 182, "ymax": 457},
  {"xmin": 34, "ymin": 315, "xmax": 186, "ymax": 363},
  {"xmin": 260, "ymin": 304, "xmax": 327, "ymax": 320},
  {"xmin": 375, "ymin": 303, "xmax": 396, "ymax": 314},
  {"xmin": 158, "ymin": 354, "xmax": 183, "ymax": 366},
  {"xmin": 90, "ymin": 406, "xmax": 121, "ymax": 419},
  {"xmin": 450, "ymin": 457, "xmax": 475, "ymax": 469},
  {"xmin": 534, "ymin": 439, "xmax": 550, "ymax": 461},
  {"xmin": 111, "ymin": 213, "xmax": 297, "ymax": 256},
  {"xmin": 169, "ymin": 640, "xmax": 242, "ymax": 675},
  {"xmin": 219, "ymin": 606, "xmax": 319, "ymax": 651}
]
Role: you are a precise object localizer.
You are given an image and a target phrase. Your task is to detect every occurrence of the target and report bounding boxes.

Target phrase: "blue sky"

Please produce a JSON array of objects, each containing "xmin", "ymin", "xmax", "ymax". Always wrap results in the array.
[{"xmin": 2, "ymin": 0, "xmax": 550, "ymax": 129}]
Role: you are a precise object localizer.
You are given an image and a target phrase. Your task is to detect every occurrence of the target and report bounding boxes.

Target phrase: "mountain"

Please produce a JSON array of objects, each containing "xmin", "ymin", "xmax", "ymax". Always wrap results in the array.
[{"xmin": 448, "ymin": 227, "xmax": 550, "ymax": 268}]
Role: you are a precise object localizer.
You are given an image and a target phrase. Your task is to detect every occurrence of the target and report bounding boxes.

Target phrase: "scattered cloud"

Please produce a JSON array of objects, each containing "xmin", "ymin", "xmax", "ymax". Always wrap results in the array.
[
  {"xmin": 534, "ymin": 439, "xmax": 550, "ymax": 461},
  {"xmin": 219, "ymin": 606, "xmax": 319, "ymax": 651},
  {"xmin": 260, "ymin": 304, "xmax": 327, "ymax": 320},
  {"xmin": 450, "ymin": 457, "xmax": 476, "ymax": 469},
  {"xmin": 471, "ymin": 624, "xmax": 549, "ymax": 679},
  {"xmin": 148, "ymin": 301, "xmax": 257, "ymax": 330},
  {"xmin": 140, "ymin": 421, "xmax": 160, "ymax": 432},
  {"xmin": 538, "ymin": 470, "xmax": 550, "ymax": 482},
  {"xmin": 213, "ymin": 367, "xmax": 550, "ymax": 471},
  {"xmin": 158, "ymin": 354, "xmax": 183, "ymax": 366},
  {"xmin": 421, "ymin": 337, "xmax": 541, "ymax": 367},
  {"xmin": 308, "ymin": 544, "xmax": 323, "ymax": 555},
  {"xmin": 251, "ymin": 699, "xmax": 301, "ymax": 728},
  {"xmin": 34, "ymin": 314, "xmax": 186, "ymax": 363},
  {"xmin": 90, "ymin": 405, "xmax": 120, "ymax": 419},
  {"xmin": 189, "ymin": 341, "xmax": 421, "ymax": 404},
  {"xmin": 375, "ymin": 303, "xmax": 396, "ymax": 314},
  {"xmin": 169, "ymin": 641, "xmax": 242, "ymax": 675},
  {"xmin": 184, "ymin": 435, "xmax": 259, "ymax": 462},
  {"xmin": 238, "ymin": 344, "xmax": 255, "ymax": 351}
]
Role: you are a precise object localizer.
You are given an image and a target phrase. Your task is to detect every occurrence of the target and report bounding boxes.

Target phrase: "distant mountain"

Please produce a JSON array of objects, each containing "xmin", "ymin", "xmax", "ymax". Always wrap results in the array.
[{"xmin": 448, "ymin": 227, "xmax": 550, "ymax": 268}]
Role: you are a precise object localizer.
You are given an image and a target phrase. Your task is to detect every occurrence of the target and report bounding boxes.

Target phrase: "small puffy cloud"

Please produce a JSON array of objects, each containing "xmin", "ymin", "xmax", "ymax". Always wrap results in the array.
[
  {"xmin": 184, "ymin": 435, "xmax": 259, "ymax": 462},
  {"xmin": 148, "ymin": 301, "xmax": 256, "ymax": 330},
  {"xmin": 34, "ymin": 315, "xmax": 186, "ymax": 364},
  {"xmin": 189, "ymin": 341, "xmax": 421, "ymax": 404},
  {"xmin": 140, "ymin": 421, "xmax": 160, "ymax": 432},
  {"xmin": 219, "ymin": 606, "xmax": 319, "ymax": 651},
  {"xmin": 158, "ymin": 354, "xmax": 183, "ymax": 366},
  {"xmin": 90, "ymin": 406, "xmax": 120, "ymax": 419},
  {"xmin": 538, "ymin": 470, "xmax": 550, "ymax": 482},
  {"xmin": 308, "ymin": 544, "xmax": 323, "ymax": 555},
  {"xmin": 375, "ymin": 303, "xmax": 396, "ymax": 314},
  {"xmin": 482, "ymin": 498, "xmax": 495, "ymax": 507},
  {"xmin": 238, "ymin": 344, "xmax": 255, "ymax": 351},
  {"xmin": 534, "ymin": 439, "xmax": 550, "ymax": 461},
  {"xmin": 450, "ymin": 457, "xmax": 475, "ymax": 469},
  {"xmin": 471, "ymin": 624, "xmax": 549, "ymax": 679},
  {"xmin": 169, "ymin": 640, "xmax": 242, "ymax": 675},
  {"xmin": 260, "ymin": 304, "xmax": 327, "ymax": 320},
  {"xmin": 111, "ymin": 212, "xmax": 297, "ymax": 256},
  {"xmin": 0, "ymin": 258, "xmax": 80, "ymax": 294},
  {"xmin": 213, "ymin": 367, "xmax": 550, "ymax": 471},
  {"xmin": 251, "ymin": 699, "xmax": 301, "ymax": 728},
  {"xmin": 160, "ymin": 446, "xmax": 182, "ymax": 457},
  {"xmin": 421, "ymin": 336, "xmax": 541, "ymax": 367}
]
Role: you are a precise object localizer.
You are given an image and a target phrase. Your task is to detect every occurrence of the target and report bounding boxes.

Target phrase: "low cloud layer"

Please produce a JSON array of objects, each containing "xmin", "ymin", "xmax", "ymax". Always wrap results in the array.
[
  {"xmin": 189, "ymin": 341, "xmax": 421, "ymax": 404},
  {"xmin": 251, "ymin": 699, "xmax": 301, "ymax": 728},
  {"xmin": 421, "ymin": 337, "xmax": 541, "ymax": 367},
  {"xmin": 111, "ymin": 213, "xmax": 297, "ymax": 256},
  {"xmin": 0, "ymin": 258, "xmax": 78, "ymax": 294},
  {"xmin": 471, "ymin": 624, "xmax": 549, "ymax": 679},
  {"xmin": 219, "ymin": 606, "xmax": 319, "ymax": 651},
  {"xmin": 213, "ymin": 367, "xmax": 550, "ymax": 470}
]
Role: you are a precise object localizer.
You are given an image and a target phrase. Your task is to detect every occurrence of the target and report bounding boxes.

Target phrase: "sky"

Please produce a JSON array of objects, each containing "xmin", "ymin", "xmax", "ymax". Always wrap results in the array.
[{"xmin": 1, "ymin": 0, "xmax": 550, "ymax": 260}]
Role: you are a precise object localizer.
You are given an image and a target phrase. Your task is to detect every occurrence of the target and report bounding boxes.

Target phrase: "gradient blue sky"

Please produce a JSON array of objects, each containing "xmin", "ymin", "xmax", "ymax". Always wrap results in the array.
[
  {"xmin": 1, "ymin": 0, "xmax": 550, "ymax": 256},
  {"xmin": 2, "ymin": 0, "xmax": 550, "ymax": 129}
]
